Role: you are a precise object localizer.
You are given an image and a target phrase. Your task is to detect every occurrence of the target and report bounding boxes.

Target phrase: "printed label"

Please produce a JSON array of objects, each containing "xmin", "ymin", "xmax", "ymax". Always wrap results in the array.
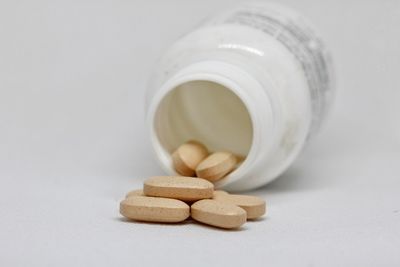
[{"xmin": 219, "ymin": 5, "xmax": 334, "ymax": 135}]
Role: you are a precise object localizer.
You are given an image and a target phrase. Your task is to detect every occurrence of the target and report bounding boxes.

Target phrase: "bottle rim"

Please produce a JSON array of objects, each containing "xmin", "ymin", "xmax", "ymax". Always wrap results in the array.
[{"xmin": 146, "ymin": 60, "xmax": 279, "ymax": 189}]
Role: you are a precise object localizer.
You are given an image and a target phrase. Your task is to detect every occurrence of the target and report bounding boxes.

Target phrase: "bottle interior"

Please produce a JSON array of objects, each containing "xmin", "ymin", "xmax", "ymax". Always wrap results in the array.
[{"xmin": 154, "ymin": 80, "xmax": 253, "ymax": 161}]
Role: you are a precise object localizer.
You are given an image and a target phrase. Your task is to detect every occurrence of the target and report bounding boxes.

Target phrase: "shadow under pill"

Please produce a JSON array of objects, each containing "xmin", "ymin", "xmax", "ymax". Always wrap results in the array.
[
  {"xmin": 115, "ymin": 217, "xmax": 248, "ymax": 231},
  {"xmin": 247, "ymin": 216, "xmax": 267, "ymax": 223},
  {"xmin": 191, "ymin": 221, "xmax": 248, "ymax": 232},
  {"xmin": 114, "ymin": 217, "xmax": 192, "ymax": 226}
]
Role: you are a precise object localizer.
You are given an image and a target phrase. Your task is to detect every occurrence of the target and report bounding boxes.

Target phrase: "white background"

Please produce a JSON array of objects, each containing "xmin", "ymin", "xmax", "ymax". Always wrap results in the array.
[{"xmin": 1, "ymin": 0, "xmax": 399, "ymax": 266}]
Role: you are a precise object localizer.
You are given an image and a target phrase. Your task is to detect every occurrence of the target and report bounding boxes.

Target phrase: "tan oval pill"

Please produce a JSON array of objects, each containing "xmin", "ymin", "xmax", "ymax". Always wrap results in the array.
[
  {"xmin": 120, "ymin": 196, "xmax": 190, "ymax": 223},
  {"xmin": 196, "ymin": 152, "xmax": 237, "ymax": 181},
  {"xmin": 125, "ymin": 189, "xmax": 144, "ymax": 198},
  {"xmin": 213, "ymin": 190, "xmax": 229, "ymax": 198},
  {"xmin": 191, "ymin": 199, "xmax": 246, "ymax": 229},
  {"xmin": 172, "ymin": 140, "xmax": 208, "ymax": 176},
  {"xmin": 213, "ymin": 194, "xmax": 266, "ymax": 219},
  {"xmin": 143, "ymin": 176, "xmax": 214, "ymax": 201}
]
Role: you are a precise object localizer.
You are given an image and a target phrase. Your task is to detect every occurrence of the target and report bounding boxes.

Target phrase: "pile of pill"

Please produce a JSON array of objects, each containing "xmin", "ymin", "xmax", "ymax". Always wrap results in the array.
[
  {"xmin": 120, "ymin": 176, "xmax": 266, "ymax": 229},
  {"xmin": 120, "ymin": 141, "xmax": 266, "ymax": 229}
]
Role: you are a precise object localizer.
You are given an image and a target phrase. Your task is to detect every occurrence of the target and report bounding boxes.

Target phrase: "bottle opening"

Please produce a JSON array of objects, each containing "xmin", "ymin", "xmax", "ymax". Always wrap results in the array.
[{"xmin": 153, "ymin": 80, "xmax": 253, "ymax": 166}]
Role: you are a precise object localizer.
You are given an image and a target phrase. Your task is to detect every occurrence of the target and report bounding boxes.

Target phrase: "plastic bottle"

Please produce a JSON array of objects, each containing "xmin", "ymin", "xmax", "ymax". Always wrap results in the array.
[{"xmin": 145, "ymin": 2, "xmax": 335, "ymax": 191}]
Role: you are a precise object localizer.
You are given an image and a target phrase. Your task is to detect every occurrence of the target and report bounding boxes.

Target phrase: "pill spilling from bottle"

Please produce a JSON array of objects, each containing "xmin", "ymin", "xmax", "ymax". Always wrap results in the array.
[{"xmin": 120, "ymin": 141, "xmax": 266, "ymax": 229}]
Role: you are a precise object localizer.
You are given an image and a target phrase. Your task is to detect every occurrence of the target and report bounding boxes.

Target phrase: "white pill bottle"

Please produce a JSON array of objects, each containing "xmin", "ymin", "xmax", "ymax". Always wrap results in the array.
[{"xmin": 145, "ymin": 2, "xmax": 335, "ymax": 191}]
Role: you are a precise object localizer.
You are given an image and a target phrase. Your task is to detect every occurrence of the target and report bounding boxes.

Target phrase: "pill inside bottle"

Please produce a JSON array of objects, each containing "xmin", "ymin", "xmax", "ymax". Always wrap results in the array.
[
  {"xmin": 155, "ymin": 81, "xmax": 253, "ymax": 157},
  {"xmin": 152, "ymin": 81, "xmax": 254, "ymax": 187}
]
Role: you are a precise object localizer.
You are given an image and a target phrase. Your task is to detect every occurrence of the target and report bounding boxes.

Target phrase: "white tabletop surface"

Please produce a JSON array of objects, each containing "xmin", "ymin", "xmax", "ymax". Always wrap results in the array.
[{"xmin": 1, "ymin": 0, "xmax": 399, "ymax": 266}]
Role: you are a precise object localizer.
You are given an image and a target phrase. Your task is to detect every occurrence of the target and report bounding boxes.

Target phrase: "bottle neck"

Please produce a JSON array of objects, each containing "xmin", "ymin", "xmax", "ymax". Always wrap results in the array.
[{"xmin": 147, "ymin": 60, "xmax": 283, "ymax": 190}]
